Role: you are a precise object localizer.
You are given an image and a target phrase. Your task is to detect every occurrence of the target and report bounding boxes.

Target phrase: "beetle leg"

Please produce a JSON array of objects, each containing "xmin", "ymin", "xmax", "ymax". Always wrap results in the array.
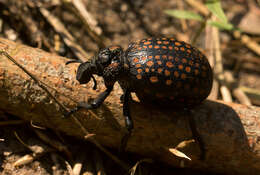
[
  {"xmin": 119, "ymin": 89, "xmax": 133, "ymax": 152},
  {"xmin": 184, "ymin": 108, "xmax": 206, "ymax": 160},
  {"xmin": 64, "ymin": 86, "xmax": 113, "ymax": 117},
  {"xmin": 120, "ymin": 88, "xmax": 132, "ymax": 103}
]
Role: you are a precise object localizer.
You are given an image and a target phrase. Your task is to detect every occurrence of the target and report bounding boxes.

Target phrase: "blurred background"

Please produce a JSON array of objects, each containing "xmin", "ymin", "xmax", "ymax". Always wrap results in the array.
[{"xmin": 0, "ymin": 0, "xmax": 259, "ymax": 174}]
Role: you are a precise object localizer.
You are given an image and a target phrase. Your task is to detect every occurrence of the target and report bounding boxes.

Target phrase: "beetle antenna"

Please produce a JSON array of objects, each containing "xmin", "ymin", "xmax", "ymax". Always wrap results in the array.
[{"xmin": 65, "ymin": 59, "xmax": 84, "ymax": 65}]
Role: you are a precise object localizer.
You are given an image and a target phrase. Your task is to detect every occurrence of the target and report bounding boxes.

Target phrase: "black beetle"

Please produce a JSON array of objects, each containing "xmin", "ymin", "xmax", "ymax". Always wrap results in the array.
[{"xmin": 66, "ymin": 37, "xmax": 213, "ymax": 156}]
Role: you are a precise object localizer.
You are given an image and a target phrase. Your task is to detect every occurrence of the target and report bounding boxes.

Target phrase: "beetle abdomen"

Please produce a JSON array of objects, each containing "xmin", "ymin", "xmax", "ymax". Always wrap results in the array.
[{"xmin": 124, "ymin": 37, "xmax": 213, "ymax": 107}]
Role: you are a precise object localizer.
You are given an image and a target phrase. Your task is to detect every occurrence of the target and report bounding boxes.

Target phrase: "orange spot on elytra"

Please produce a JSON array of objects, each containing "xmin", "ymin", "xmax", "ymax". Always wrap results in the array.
[
  {"xmin": 162, "ymin": 37, "xmax": 167, "ymax": 40},
  {"xmin": 150, "ymin": 76, "xmax": 158, "ymax": 83},
  {"xmin": 137, "ymin": 69, "xmax": 142, "ymax": 73},
  {"xmin": 162, "ymin": 55, "xmax": 167, "ymax": 59},
  {"xmin": 169, "ymin": 46, "xmax": 173, "ymax": 50},
  {"xmin": 144, "ymin": 41, "xmax": 151, "ymax": 45},
  {"xmin": 175, "ymin": 42, "xmax": 181, "ymax": 46},
  {"xmin": 185, "ymin": 44, "xmax": 191, "ymax": 48},
  {"xmin": 157, "ymin": 61, "xmax": 162, "ymax": 65},
  {"xmin": 162, "ymin": 46, "xmax": 167, "ymax": 49},
  {"xmin": 166, "ymin": 61, "xmax": 174, "ymax": 68},
  {"xmin": 146, "ymin": 61, "xmax": 154, "ymax": 67},
  {"xmin": 142, "ymin": 56, "xmax": 147, "ymax": 61},
  {"xmin": 145, "ymin": 68, "xmax": 149, "ymax": 72},
  {"xmin": 148, "ymin": 56, "xmax": 153, "ymax": 59},
  {"xmin": 157, "ymin": 68, "xmax": 163, "ymax": 73},
  {"xmin": 185, "ymin": 66, "xmax": 191, "ymax": 73},
  {"xmin": 138, "ymin": 47, "xmax": 142, "ymax": 50},
  {"xmin": 170, "ymin": 38, "xmax": 175, "ymax": 41},
  {"xmin": 136, "ymin": 74, "xmax": 142, "ymax": 79},
  {"xmin": 182, "ymin": 58, "xmax": 187, "ymax": 63},
  {"xmin": 169, "ymin": 56, "xmax": 173, "ymax": 60},
  {"xmin": 187, "ymin": 49, "xmax": 191, "ymax": 54},
  {"xmin": 166, "ymin": 79, "xmax": 173, "ymax": 85},
  {"xmin": 164, "ymin": 70, "xmax": 171, "ymax": 76},
  {"xmin": 143, "ymin": 45, "xmax": 147, "ymax": 49},
  {"xmin": 202, "ymin": 65, "xmax": 207, "ymax": 70},
  {"xmin": 181, "ymin": 73, "xmax": 187, "ymax": 79},
  {"xmin": 154, "ymin": 45, "xmax": 160, "ymax": 49},
  {"xmin": 174, "ymin": 71, "xmax": 179, "ymax": 77},
  {"xmin": 157, "ymin": 41, "xmax": 162, "ymax": 44},
  {"xmin": 135, "ymin": 64, "xmax": 142, "ymax": 68},
  {"xmin": 133, "ymin": 57, "xmax": 139, "ymax": 63},
  {"xmin": 163, "ymin": 41, "xmax": 169, "ymax": 45},
  {"xmin": 194, "ymin": 69, "xmax": 199, "ymax": 75},
  {"xmin": 180, "ymin": 47, "xmax": 185, "ymax": 51},
  {"xmin": 149, "ymin": 45, "xmax": 153, "ymax": 48},
  {"xmin": 155, "ymin": 55, "xmax": 160, "ymax": 59},
  {"xmin": 178, "ymin": 64, "xmax": 184, "ymax": 70},
  {"xmin": 174, "ymin": 47, "xmax": 179, "ymax": 51},
  {"xmin": 151, "ymin": 68, "xmax": 155, "ymax": 72}
]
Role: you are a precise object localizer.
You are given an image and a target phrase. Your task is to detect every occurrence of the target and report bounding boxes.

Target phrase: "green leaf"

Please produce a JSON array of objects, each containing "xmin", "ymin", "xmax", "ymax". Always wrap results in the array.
[
  {"xmin": 164, "ymin": 10, "xmax": 203, "ymax": 21},
  {"xmin": 206, "ymin": 0, "xmax": 228, "ymax": 23},
  {"xmin": 207, "ymin": 20, "xmax": 234, "ymax": 30}
]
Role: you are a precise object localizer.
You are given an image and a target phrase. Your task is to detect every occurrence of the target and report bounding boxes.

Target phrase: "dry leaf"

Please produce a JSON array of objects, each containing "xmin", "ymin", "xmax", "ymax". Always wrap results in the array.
[{"xmin": 168, "ymin": 148, "xmax": 191, "ymax": 161}]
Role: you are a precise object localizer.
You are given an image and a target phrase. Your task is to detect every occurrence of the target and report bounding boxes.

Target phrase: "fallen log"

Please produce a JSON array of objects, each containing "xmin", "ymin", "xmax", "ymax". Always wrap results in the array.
[{"xmin": 0, "ymin": 37, "xmax": 260, "ymax": 175}]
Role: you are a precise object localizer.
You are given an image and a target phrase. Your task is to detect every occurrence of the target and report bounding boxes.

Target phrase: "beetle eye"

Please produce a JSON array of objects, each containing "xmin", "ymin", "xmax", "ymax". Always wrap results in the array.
[
  {"xmin": 100, "ymin": 53, "xmax": 109, "ymax": 63},
  {"xmin": 99, "ymin": 49, "xmax": 111, "ymax": 64}
]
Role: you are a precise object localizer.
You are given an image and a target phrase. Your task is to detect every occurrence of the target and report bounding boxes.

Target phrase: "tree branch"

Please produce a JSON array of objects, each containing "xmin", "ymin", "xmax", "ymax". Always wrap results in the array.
[{"xmin": 0, "ymin": 38, "xmax": 260, "ymax": 174}]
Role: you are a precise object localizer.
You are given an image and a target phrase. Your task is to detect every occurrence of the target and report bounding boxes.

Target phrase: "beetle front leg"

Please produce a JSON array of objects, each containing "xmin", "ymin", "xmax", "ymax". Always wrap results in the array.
[
  {"xmin": 119, "ymin": 89, "xmax": 133, "ymax": 152},
  {"xmin": 184, "ymin": 108, "xmax": 206, "ymax": 160},
  {"xmin": 64, "ymin": 86, "xmax": 113, "ymax": 117}
]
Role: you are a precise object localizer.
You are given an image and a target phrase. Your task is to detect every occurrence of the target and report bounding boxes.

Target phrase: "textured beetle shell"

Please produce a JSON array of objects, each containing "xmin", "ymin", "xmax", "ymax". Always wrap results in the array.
[{"xmin": 120, "ymin": 37, "xmax": 213, "ymax": 107}]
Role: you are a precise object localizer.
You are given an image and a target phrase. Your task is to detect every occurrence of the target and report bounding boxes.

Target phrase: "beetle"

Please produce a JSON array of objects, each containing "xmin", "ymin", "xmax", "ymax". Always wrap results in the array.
[{"xmin": 66, "ymin": 37, "xmax": 213, "ymax": 157}]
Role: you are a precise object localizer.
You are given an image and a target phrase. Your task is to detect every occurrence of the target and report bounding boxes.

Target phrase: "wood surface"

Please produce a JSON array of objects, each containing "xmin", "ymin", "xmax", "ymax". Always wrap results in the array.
[{"xmin": 1, "ymin": 38, "xmax": 260, "ymax": 174}]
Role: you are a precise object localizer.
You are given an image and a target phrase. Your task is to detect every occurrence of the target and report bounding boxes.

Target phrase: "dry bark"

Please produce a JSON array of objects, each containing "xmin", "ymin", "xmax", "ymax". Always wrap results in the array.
[{"xmin": 0, "ymin": 38, "xmax": 260, "ymax": 174}]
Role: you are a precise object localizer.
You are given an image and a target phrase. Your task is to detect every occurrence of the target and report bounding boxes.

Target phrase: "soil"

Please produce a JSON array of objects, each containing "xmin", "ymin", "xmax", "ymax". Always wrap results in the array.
[{"xmin": 0, "ymin": 0, "xmax": 259, "ymax": 174}]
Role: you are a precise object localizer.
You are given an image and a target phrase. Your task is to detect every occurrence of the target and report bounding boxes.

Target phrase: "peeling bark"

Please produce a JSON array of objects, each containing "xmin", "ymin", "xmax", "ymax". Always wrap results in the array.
[{"xmin": 0, "ymin": 38, "xmax": 260, "ymax": 174}]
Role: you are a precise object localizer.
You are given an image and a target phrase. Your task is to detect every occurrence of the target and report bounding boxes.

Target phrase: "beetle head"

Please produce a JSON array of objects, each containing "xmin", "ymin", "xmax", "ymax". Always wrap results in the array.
[
  {"xmin": 66, "ymin": 45, "xmax": 122, "ymax": 89},
  {"xmin": 95, "ymin": 45, "xmax": 123, "ymax": 73}
]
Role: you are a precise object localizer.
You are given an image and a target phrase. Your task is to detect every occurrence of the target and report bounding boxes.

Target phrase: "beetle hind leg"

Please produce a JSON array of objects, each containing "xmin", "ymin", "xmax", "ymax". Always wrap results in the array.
[
  {"xmin": 119, "ymin": 89, "xmax": 133, "ymax": 152},
  {"xmin": 184, "ymin": 108, "xmax": 206, "ymax": 160}
]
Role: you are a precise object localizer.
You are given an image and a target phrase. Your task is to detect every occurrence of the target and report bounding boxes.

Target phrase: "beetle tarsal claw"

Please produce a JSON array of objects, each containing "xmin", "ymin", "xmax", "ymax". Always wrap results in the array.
[{"xmin": 91, "ymin": 75, "xmax": 97, "ymax": 90}]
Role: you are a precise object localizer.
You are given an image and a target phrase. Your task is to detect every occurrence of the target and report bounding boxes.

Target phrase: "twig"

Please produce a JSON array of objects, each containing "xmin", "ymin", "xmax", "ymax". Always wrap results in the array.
[
  {"xmin": 0, "ymin": 120, "xmax": 26, "ymax": 126},
  {"xmin": 93, "ymin": 149, "xmax": 107, "ymax": 175},
  {"xmin": 234, "ymin": 31, "xmax": 260, "ymax": 56},
  {"xmin": 0, "ymin": 51, "xmax": 68, "ymax": 112},
  {"xmin": 38, "ymin": 6, "xmax": 89, "ymax": 62},
  {"xmin": 65, "ymin": 0, "xmax": 105, "ymax": 48},
  {"xmin": 0, "ymin": 50, "xmax": 130, "ymax": 171},
  {"xmin": 72, "ymin": 150, "xmax": 85, "ymax": 175},
  {"xmin": 185, "ymin": 0, "xmax": 209, "ymax": 16},
  {"xmin": 65, "ymin": 160, "xmax": 74, "ymax": 175},
  {"xmin": 241, "ymin": 86, "xmax": 260, "ymax": 106}
]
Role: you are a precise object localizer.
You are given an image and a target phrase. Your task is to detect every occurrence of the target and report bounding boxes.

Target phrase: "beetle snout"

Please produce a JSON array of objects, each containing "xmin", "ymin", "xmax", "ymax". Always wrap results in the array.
[{"xmin": 76, "ymin": 62, "xmax": 93, "ymax": 84}]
